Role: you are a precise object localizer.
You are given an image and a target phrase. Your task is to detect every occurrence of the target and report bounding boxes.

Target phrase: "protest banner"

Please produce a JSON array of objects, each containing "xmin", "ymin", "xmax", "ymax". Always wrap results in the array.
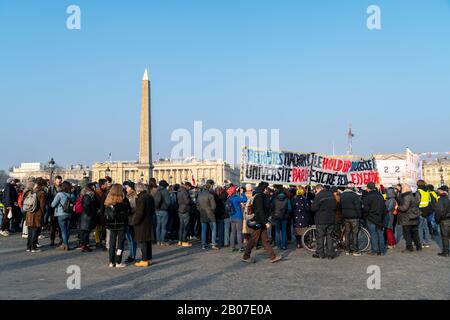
[{"xmin": 240, "ymin": 147, "xmax": 380, "ymax": 187}]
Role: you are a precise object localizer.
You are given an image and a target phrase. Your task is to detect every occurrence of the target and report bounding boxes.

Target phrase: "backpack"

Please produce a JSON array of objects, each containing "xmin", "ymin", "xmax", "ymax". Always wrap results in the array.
[
  {"xmin": 74, "ymin": 195, "xmax": 84, "ymax": 214},
  {"xmin": 23, "ymin": 191, "xmax": 39, "ymax": 213},
  {"xmin": 105, "ymin": 205, "xmax": 117, "ymax": 221},
  {"xmin": 62, "ymin": 193, "xmax": 75, "ymax": 214},
  {"xmin": 225, "ymin": 197, "xmax": 236, "ymax": 216},
  {"xmin": 169, "ymin": 192, "xmax": 179, "ymax": 213}
]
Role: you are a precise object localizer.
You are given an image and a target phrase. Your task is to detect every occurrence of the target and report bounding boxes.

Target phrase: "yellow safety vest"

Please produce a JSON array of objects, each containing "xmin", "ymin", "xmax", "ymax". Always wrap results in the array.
[
  {"xmin": 430, "ymin": 191, "xmax": 438, "ymax": 203},
  {"xmin": 418, "ymin": 189, "xmax": 431, "ymax": 208}
]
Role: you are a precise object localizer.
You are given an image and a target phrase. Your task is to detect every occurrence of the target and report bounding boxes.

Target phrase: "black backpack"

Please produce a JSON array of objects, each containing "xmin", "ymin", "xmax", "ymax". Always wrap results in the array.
[{"xmin": 62, "ymin": 193, "xmax": 75, "ymax": 214}]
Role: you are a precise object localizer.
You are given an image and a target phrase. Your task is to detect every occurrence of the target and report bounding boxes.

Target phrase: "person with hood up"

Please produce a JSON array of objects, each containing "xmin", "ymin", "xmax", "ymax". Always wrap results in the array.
[
  {"xmin": 272, "ymin": 185, "xmax": 291, "ymax": 250},
  {"xmin": 385, "ymin": 187, "xmax": 398, "ymax": 249}
]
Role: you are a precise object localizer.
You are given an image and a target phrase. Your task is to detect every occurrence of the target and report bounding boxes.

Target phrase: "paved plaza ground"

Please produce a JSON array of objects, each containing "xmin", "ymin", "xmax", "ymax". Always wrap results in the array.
[{"xmin": 0, "ymin": 232, "xmax": 449, "ymax": 300}]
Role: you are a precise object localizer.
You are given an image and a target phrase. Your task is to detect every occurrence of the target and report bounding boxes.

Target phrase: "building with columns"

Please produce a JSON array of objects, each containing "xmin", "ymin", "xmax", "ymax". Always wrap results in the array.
[
  {"xmin": 10, "ymin": 162, "xmax": 92, "ymax": 183},
  {"xmin": 153, "ymin": 158, "xmax": 240, "ymax": 186},
  {"xmin": 422, "ymin": 157, "xmax": 450, "ymax": 188}
]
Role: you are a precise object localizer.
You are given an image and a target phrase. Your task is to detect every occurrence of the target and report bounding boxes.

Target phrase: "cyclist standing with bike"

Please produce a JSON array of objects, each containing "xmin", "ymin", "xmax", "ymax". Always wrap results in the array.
[
  {"xmin": 340, "ymin": 183, "xmax": 362, "ymax": 256},
  {"xmin": 310, "ymin": 185, "xmax": 337, "ymax": 259}
]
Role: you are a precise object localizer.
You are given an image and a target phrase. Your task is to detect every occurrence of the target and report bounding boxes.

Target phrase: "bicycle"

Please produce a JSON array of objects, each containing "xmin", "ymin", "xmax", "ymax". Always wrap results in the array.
[{"xmin": 301, "ymin": 222, "xmax": 371, "ymax": 253}]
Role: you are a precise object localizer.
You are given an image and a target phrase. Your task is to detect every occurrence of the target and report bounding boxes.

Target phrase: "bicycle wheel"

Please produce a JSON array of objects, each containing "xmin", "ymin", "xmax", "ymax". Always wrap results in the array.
[
  {"xmin": 358, "ymin": 227, "xmax": 371, "ymax": 252},
  {"xmin": 301, "ymin": 227, "xmax": 318, "ymax": 252}
]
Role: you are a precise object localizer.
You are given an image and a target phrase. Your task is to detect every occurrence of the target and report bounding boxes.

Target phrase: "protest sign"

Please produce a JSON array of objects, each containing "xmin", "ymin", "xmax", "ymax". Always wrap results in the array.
[{"xmin": 241, "ymin": 147, "xmax": 380, "ymax": 187}]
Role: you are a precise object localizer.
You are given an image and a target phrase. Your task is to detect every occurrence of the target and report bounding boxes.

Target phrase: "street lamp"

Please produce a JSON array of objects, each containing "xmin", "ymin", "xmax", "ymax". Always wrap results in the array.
[
  {"xmin": 169, "ymin": 176, "xmax": 173, "ymax": 185},
  {"xmin": 48, "ymin": 158, "xmax": 56, "ymax": 183},
  {"xmin": 439, "ymin": 167, "xmax": 444, "ymax": 186},
  {"xmin": 140, "ymin": 172, "xmax": 144, "ymax": 182}
]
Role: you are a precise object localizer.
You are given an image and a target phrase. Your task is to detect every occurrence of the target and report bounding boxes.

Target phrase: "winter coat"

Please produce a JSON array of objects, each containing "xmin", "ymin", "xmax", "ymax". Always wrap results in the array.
[
  {"xmin": 105, "ymin": 200, "xmax": 131, "ymax": 231},
  {"xmin": 340, "ymin": 190, "xmax": 362, "ymax": 219},
  {"xmin": 291, "ymin": 195, "xmax": 311, "ymax": 228},
  {"xmin": 95, "ymin": 188, "xmax": 107, "ymax": 226},
  {"xmin": 384, "ymin": 188, "xmax": 397, "ymax": 229},
  {"xmin": 214, "ymin": 188, "xmax": 228, "ymax": 220},
  {"xmin": 78, "ymin": 188, "xmax": 98, "ymax": 231},
  {"xmin": 228, "ymin": 193, "xmax": 247, "ymax": 221},
  {"xmin": 197, "ymin": 189, "xmax": 217, "ymax": 223},
  {"xmin": 397, "ymin": 192, "xmax": 421, "ymax": 226},
  {"xmin": 333, "ymin": 191, "xmax": 343, "ymax": 222},
  {"xmin": 272, "ymin": 191, "xmax": 290, "ymax": 220},
  {"xmin": 435, "ymin": 193, "xmax": 450, "ymax": 223},
  {"xmin": 362, "ymin": 191, "xmax": 386, "ymax": 228},
  {"xmin": 25, "ymin": 187, "xmax": 46, "ymax": 228},
  {"xmin": 126, "ymin": 190, "xmax": 138, "ymax": 225},
  {"xmin": 252, "ymin": 189, "xmax": 270, "ymax": 225},
  {"xmin": 3, "ymin": 183, "xmax": 18, "ymax": 208},
  {"xmin": 177, "ymin": 186, "xmax": 191, "ymax": 214},
  {"xmin": 310, "ymin": 190, "xmax": 337, "ymax": 226},
  {"xmin": 133, "ymin": 191, "xmax": 155, "ymax": 242},
  {"xmin": 153, "ymin": 186, "xmax": 170, "ymax": 211},
  {"xmin": 51, "ymin": 192, "xmax": 75, "ymax": 217}
]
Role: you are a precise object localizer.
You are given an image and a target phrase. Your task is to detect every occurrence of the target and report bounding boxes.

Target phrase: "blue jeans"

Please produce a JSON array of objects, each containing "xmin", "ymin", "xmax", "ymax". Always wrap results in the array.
[
  {"xmin": 201, "ymin": 222, "xmax": 217, "ymax": 247},
  {"xmin": 367, "ymin": 221, "xmax": 386, "ymax": 254},
  {"xmin": 275, "ymin": 219, "xmax": 288, "ymax": 248},
  {"xmin": 217, "ymin": 218, "xmax": 231, "ymax": 247},
  {"xmin": 125, "ymin": 226, "xmax": 137, "ymax": 259},
  {"xmin": 156, "ymin": 210, "xmax": 169, "ymax": 243},
  {"xmin": 178, "ymin": 212, "xmax": 190, "ymax": 242},
  {"xmin": 419, "ymin": 216, "xmax": 430, "ymax": 245},
  {"xmin": 57, "ymin": 215, "xmax": 71, "ymax": 247}
]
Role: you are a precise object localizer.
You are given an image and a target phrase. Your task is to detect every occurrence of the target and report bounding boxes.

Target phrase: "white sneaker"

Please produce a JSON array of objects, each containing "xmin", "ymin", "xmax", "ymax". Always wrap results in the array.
[
  {"xmin": 31, "ymin": 249, "xmax": 41, "ymax": 253},
  {"xmin": 36, "ymin": 243, "xmax": 43, "ymax": 248},
  {"xmin": 108, "ymin": 263, "xmax": 115, "ymax": 268},
  {"xmin": 26, "ymin": 249, "xmax": 31, "ymax": 252},
  {"xmin": 115, "ymin": 263, "xmax": 127, "ymax": 268},
  {"xmin": 38, "ymin": 235, "xmax": 46, "ymax": 240},
  {"xmin": 22, "ymin": 234, "xmax": 28, "ymax": 239},
  {"xmin": 0, "ymin": 231, "xmax": 9, "ymax": 237}
]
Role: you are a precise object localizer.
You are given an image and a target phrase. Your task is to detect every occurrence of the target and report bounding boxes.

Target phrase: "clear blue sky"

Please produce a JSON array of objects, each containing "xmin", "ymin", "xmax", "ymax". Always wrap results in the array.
[{"xmin": 1, "ymin": 0, "xmax": 449, "ymax": 170}]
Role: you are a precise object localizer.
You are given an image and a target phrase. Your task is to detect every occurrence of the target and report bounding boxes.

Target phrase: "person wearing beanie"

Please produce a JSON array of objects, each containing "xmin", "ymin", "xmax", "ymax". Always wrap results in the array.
[
  {"xmin": 242, "ymin": 182, "xmax": 282, "ymax": 263},
  {"xmin": 310, "ymin": 184, "xmax": 338, "ymax": 259},
  {"xmin": 362, "ymin": 182, "xmax": 387, "ymax": 256},
  {"xmin": 153, "ymin": 180, "xmax": 171, "ymax": 246},
  {"xmin": 435, "ymin": 185, "xmax": 450, "ymax": 257}
]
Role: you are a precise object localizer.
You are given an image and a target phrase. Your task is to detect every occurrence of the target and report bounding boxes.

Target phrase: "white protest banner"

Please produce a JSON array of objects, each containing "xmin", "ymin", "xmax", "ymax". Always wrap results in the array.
[{"xmin": 241, "ymin": 147, "xmax": 380, "ymax": 187}]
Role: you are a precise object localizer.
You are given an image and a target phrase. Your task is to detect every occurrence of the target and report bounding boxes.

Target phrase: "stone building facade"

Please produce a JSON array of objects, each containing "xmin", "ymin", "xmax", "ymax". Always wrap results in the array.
[{"xmin": 422, "ymin": 158, "xmax": 450, "ymax": 188}]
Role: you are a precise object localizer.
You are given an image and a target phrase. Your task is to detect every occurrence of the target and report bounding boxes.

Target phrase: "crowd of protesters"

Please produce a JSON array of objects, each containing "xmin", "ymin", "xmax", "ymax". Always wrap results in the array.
[{"xmin": 0, "ymin": 175, "xmax": 449, "ymax": 268}]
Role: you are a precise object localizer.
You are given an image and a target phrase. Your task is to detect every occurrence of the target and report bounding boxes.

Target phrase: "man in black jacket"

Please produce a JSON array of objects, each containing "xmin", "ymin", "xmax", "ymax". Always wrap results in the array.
[
  {"xmin": 243, "ymin": 182, "xmax": 282, "ymax": 263},
  {"xmin": 310, "ymin": 185, "xmax": 337, "ymax": 259},
  {"xmin": 435, "ymin": 186, "xmax": 450, "ymax": 257},
  {"xmin": 362, "ymin": 182, "xmax": 386, "ymax": 256},
  {"xmin": 1, "ymin": 178, "xmax": 18, "ymax": 236},
  {"xmin": 340, "ymin": 183, "xmax": 362, "ymax": 256}
]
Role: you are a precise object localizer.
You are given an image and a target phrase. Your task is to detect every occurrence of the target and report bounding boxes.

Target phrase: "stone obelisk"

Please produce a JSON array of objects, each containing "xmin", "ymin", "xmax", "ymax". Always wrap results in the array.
[{"xmin": 139, "ymin": 68, "xmax": 153, "ymax": 178}]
